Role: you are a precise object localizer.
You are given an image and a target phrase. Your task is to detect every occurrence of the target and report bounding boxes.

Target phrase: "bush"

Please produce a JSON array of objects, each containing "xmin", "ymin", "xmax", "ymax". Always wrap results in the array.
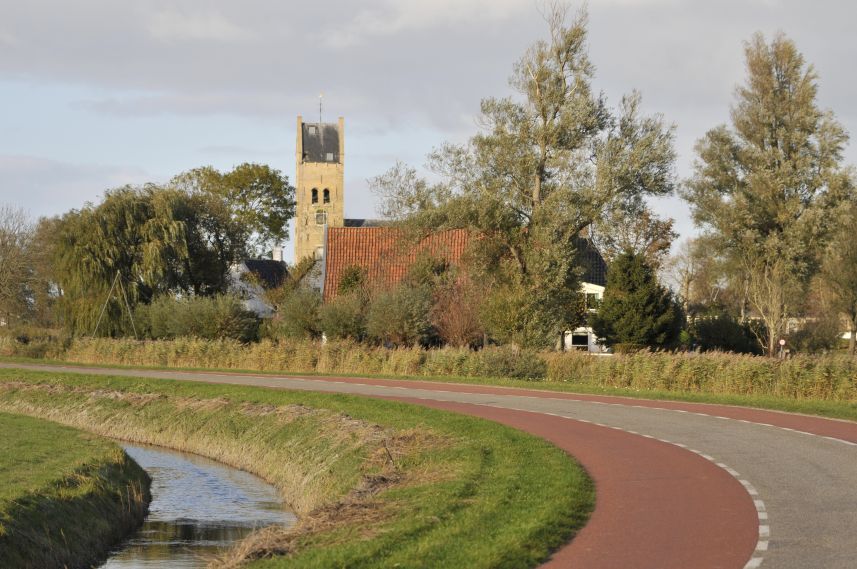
[
  {"xmin": 366, "ymin": 285, "xmax": 434, "ymax": 347},
  {"xmin": 138, "ymin": 295, "xmax": 259, "ymax": 342},
  {"xmin": 690, "ymin": 313, "xmax": 760, "ymax": 354},
  {"xmin": 319, "ymin": 292, "xmax": 367, "ymax": 341},
  {"xmin": 263, "ymin": 288, "xmax": 321, "ymax": 340}
]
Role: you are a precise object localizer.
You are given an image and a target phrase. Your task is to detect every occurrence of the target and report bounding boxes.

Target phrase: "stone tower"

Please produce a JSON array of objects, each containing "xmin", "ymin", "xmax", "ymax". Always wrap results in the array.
[{"xmin": 294, "ymin": 115, "xmax": 345, "ymax": 262}]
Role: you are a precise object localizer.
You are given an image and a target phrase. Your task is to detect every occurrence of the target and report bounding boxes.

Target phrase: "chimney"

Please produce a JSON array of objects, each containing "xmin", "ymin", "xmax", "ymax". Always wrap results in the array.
[{"xmin": 272, "ymin": 247, "xmax": 283, "ymax": 262}]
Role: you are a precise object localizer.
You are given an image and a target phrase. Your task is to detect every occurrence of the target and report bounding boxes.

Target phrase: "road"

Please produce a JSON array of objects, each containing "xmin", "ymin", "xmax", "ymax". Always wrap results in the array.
[{"xmin": 2, "ymin": 362, "xmax": 855, "ymax": 569}]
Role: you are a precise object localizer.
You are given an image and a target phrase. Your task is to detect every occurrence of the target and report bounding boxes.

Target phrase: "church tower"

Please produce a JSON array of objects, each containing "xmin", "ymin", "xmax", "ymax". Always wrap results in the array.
[{"xmin": 295, "ymin": 115, "xmax": 345, "ymax": 262}]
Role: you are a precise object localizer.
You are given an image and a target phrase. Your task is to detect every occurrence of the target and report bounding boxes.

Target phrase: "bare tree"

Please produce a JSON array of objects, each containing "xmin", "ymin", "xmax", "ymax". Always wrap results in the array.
[{"xmin": 0, "ymin": 205, "xmax": 34, "ymax": 324}]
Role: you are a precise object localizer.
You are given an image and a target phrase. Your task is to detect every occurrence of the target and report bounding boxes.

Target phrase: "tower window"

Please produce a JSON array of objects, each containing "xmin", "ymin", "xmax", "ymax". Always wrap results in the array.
[
  {"xmin": 326, "ymin": 152, "xmax": 334, "ymax": 161},
  {"xmin": 323, "ymin": 189, "xmax": 330, "ymax": 204},
  {"xmin": 315, "ymin": 209, "xmax": 327, "ymax": 225},
  {"xmin": 311, "ymin": 188, "xmax": 318, "ymax": 204}
]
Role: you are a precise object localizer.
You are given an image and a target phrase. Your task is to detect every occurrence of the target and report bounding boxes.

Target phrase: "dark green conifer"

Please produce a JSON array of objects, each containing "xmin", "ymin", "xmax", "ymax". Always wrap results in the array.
[{"xmin": 590, "ymin": 251, "xmax": 682, "ymax": 349}]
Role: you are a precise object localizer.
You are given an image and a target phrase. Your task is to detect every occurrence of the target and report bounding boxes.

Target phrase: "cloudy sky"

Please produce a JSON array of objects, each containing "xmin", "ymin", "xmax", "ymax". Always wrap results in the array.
[{"xmin": 1, "ymin": 0, "xmax": 855, "ymax": 262}]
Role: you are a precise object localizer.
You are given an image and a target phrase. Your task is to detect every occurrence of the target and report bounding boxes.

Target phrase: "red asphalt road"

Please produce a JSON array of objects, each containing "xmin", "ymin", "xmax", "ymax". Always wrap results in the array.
[{"xmin": 388, "ymin": 396, "xmax": 759, "ymax": 569}]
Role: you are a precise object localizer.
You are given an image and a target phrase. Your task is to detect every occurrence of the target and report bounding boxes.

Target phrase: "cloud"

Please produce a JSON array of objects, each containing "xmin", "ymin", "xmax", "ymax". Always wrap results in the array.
[
  {"xmin": 147, "ymin": 8, "xmax": 253, "ymax": 43},
  {"xmin": 323, "ymin": 0, "xmax": 529, "ymax": 48},
  {"xmin": 0, "ymin": 155, "xmax": 150, "ymax": 218}
]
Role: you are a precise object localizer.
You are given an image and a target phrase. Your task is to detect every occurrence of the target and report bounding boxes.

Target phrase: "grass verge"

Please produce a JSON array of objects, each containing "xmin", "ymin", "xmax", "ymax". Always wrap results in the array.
[
  {"xmin": 0, "ymin": 411, "xmax": 150, "ymax": 569},
  {"xmin": 0, "ymin": 367, "xmax": 593, "ymax": 569},
  {"xmin": 4, "ymin": 354, "xmax": 856, "ymax": 423}
]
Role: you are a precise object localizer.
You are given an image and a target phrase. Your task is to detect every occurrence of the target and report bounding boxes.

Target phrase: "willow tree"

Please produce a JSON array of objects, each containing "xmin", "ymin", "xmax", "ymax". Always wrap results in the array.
[
  {"xmin": 372, "ymin": 6, "xmax": 676, "ymax": 348},
  {"xmin": 683, "ymin": 33, "xmax": 851, "ymax": 356},
  {"xmin": 46, "ymin": 186, "xmax": 246, "ymax": 335}
]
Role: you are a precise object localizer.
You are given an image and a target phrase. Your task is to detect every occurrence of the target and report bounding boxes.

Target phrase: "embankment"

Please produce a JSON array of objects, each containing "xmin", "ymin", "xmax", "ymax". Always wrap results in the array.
[
  {"xmin": 0, "ymin": 367, "xmax": 593, "ymax": 568},
  {"xmin": 0, "ymin": 412, "xmax": 150, "ymax": 569}
]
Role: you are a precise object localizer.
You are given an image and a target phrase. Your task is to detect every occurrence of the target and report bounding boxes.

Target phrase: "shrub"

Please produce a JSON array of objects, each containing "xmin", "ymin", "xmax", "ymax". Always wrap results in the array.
[
  {"xmin": 689, "ymin": 313, "xmax": 760, "ymax": 354},
  {"xmin": 319, "ymin": 292, "xmax": 367, "ymax": 341},
  {"xmin": 366, "ymin": 285, "xmax": 433, "ymax": 347},
  {"xmin": 263, "ymin": 288, "xmax": 321, "ymax": 340},
  {"xmin": 138, "ymin": 295, "xmax": 259, "ymax": 342}
]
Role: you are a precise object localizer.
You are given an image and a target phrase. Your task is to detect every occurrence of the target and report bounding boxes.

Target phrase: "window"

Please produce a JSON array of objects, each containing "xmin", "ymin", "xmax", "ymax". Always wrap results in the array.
[
  {"xmin": 308, "ymin": 125, "xmax": 317, "ymax": 135},
  {"xmin": 326, "ymin": 152, "xmax": 334, "ymax": 161},
  {"xmin": 323, "ymin": 188, "xmax": 330, "ymax": 204},
  {"xmin": 311, "ymin": 188, "xmax": 318, "ymax": 204},
  {"xmin": 315, "ymin": 209, "xmax": 327, "ymax": 225},
  {"xmin": 571, "ymin": 334, "xmax": 589, "ymax": 350}
]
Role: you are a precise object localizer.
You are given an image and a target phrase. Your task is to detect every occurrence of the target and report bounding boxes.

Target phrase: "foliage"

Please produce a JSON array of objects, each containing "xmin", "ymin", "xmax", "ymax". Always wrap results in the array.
[
  {"xmin": 0, "ymin": 206, "xmax": 35, "ymax": 324},
  {"xmin": 590, "ymin": 251, "xmax": 683, "ymax": 348},
  {"xmin": 688, "ymin": 312, "xmax": 760, "ymax": 354},
  {"xmin": 370, "ymin": 7, "xmax": 676, "ymax": 348},
  {"xmin": 683, "ymin": 32, "xmax": 851, "ymax": 355},
  {"xmin": 590, "ymin": 203, "xmax": 677, "ymax": 268},
  {"xmin": 430, "ymin": 277, "xmax": 485, "ymax": 347},
  {"xmin": 820, "ymin": 202, "xmax": 857, "ymax": 354},
  {"xmin": 263, "ymin": 287, "xmax": 322, "ymax": 340},
  {"xmin": 43, "ymin": 186, "xmax": 247, "ymax": 336},
  {"xmin": 366, "ymin": 284, "xmax": 434, "ymax": 346},
  {"xmin": 789, "ymin": 315, "xmax": 843, "ymax": 354},
  {"xmin": 319, "ymin": 292, "xmax": 367, "ymax": 341},
  {"xmin": 137, "ymin": 294, "xmax": 260, "ymax": 342},
  {"xmin": 13, "ymin": 336, "xmax": 857, "ymax": 405},
  {"xmin": 171, "ymin": 162, "xmax": 295, "ymax": 254},
  {"xmin": 337, "ymin": 265, "xmax": 367, "ymax": 295}
]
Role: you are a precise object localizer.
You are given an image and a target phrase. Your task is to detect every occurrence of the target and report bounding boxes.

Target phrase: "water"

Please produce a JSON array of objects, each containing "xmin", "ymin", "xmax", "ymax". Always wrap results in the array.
[{"xmin": 99, "ymin": 444, "xmax": 296, "ymax": 568}]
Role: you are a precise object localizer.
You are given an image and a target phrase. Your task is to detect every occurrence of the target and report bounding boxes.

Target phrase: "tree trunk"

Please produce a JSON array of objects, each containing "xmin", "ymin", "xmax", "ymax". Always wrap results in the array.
[{"xmin": 849, "ymin": 330, "xmax": 855, "ymax": 355}]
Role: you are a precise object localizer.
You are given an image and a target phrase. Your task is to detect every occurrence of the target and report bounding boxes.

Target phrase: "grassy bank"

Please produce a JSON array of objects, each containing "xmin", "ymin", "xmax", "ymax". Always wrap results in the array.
[
  {"xmin": 0, "ymin": 412, "xmax": 150, "ymax": 569},
  {"xmin": 0, "ymin": 367, "xmax": 592, "ymax": 569}
]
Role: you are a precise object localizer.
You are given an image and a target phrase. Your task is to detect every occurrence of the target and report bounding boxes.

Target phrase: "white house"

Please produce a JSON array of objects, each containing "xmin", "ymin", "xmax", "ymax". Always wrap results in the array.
[{"xmin": 561, "ymin": 238, "xmax": 609, "ymax": 353}]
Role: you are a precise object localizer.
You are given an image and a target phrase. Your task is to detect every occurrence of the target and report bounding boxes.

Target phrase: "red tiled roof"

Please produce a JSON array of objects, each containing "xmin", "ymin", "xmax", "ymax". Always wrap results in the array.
[{"xmin": 323, "ymin": 227, "xmax": 469, "ymax": 301}]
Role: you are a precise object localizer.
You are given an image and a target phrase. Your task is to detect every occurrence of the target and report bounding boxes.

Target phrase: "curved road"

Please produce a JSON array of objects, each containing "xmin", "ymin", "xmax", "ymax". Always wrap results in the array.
[{"xmin": 3, "ymin": 362, "xmax": 855, "ymax": 569}]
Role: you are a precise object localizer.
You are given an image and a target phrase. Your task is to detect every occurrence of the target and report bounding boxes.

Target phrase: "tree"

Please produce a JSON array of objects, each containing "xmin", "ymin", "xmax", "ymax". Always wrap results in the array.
[
  {"xmin": 590, "ymin": 200, "xmax": 677, "ymax": 268},
  {"xmin": 45, "ymin": 186, "xmax": 247, "ymax": 335},
  {"xmin": 683, "ymin": 33, "xmax": 851, "ymax": 355},
  {"xmin": 371, "ymin": 6, "xmax": 676, "ymax": 348},
  {"xmin": 0, "ymin": 205, "xmax": 34, "ymax": 324},
  {"xmin": 590, "ymin": 251, "xmax": 682, "ymax": 349},
  {"xmin": 171, "ymin": 163, "xmax": 295, "ymax": 254},
  {"xmin": 821, "ymin": 202, "xmax": 857, "ymax": 354}
]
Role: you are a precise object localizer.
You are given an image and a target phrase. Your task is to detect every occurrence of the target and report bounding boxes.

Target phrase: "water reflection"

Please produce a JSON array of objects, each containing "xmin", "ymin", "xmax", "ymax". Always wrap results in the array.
[{"xmin": 99, "ymin": 444, "xmax": 295, "ymax": 568}]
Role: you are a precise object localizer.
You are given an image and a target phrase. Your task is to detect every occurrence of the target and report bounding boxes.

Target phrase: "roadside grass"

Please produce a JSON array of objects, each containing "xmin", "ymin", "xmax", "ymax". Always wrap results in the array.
[
  {"xmin": 0, "ymin": 412, "xmax": 149, "ymax": 569},
  {"xmin": 4, "ymin": 354, "xmax": 856, "ymax": 423},
  {"xmin": 0, "ymin": 367, "xmax": 593, "ymax": 569}
]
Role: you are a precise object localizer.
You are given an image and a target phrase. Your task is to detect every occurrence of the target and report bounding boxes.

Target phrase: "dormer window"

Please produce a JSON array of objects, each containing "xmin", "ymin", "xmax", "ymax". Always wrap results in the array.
[
  {"xmin": 311, "ymin": 188, "xmax": 318, "ymax": 204},
  {"xmin": 323, "ymin": 188, "xmax": 330, "ymax": 204}
]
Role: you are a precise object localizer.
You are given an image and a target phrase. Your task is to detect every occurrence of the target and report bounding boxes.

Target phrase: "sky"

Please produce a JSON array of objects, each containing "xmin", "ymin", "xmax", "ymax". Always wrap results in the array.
[{"xmin": 1, "ymin": 0, "xmax": 855, "ymax": 263}]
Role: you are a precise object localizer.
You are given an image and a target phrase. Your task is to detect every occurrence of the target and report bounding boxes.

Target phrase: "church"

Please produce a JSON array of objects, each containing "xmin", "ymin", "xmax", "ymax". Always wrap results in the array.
[{"xmin": 292, "ymin": 115, "xmax": 607, "ymax": 352}]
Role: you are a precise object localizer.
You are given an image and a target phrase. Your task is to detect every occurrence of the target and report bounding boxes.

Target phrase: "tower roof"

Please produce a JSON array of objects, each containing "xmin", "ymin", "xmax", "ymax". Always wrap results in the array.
[{"xmin": 301, "ymin": 122, "xmax": 340, "ymax": 163}]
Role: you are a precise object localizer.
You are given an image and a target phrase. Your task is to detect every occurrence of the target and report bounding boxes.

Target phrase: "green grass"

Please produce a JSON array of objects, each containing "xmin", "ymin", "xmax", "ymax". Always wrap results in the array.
[
  {"xmin": 5, "ymin": 353, "xmax": 856, "ymax": 423},
  {"xmin": 0, "ymin": 367, "xmax": 593, "ymax": 569},
  {"xmin": 0, "ymin": 412, "xmax": 150, "ymax": 569}
]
